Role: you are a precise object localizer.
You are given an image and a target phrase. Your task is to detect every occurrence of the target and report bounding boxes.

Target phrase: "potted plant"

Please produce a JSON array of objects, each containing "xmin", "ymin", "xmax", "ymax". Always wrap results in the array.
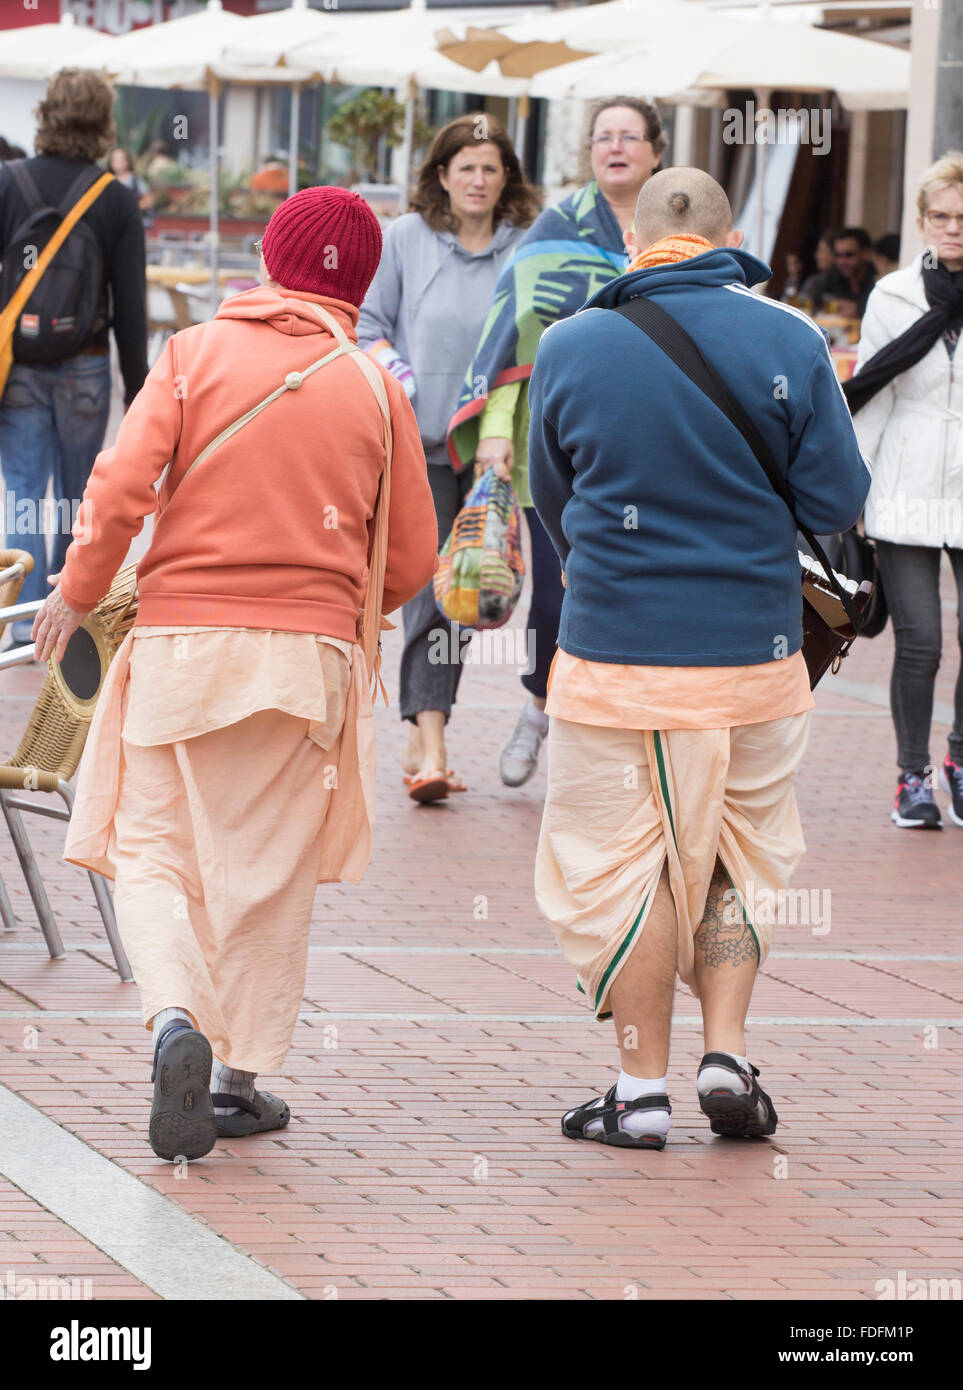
[{"xmin": 327, "ymin": 90, "xmax": 432, "ymax": 184}]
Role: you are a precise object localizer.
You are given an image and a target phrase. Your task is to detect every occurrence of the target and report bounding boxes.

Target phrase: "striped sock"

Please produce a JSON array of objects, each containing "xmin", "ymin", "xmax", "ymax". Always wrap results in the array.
[
  {"xmin": 211, "ymin": 1060, "xmax": 257, "ymax": 1117},
  {"xmin": 150, "ymin": 1006, "xmax": 193, "ymax": 1048}
]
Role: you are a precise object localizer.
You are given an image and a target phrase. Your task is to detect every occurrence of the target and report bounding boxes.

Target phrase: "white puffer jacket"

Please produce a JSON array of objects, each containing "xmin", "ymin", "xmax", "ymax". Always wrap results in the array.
[{"xmin": 854, "ymin": 254, "xmax": 963, "ymax": 549}]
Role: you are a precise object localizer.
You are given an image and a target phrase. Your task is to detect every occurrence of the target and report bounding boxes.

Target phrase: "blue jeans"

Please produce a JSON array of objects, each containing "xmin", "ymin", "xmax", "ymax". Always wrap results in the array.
[{"xmin": 0, "ymin": 353, "xmax": 112, "ymax": 617}]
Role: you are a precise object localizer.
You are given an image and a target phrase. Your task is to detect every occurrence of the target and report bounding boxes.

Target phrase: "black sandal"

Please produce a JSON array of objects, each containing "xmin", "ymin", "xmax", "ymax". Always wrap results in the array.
[
  {"xmin": 561, "ymin": 1084, "xmax": 671, "ymax": 1150},
  {"xmin": 149, "ymin": 1025, "xmax": 216, "ymax": 1162},
  {"xmin": 697, "ymin": 1052, "xmax": 778, "ymax": 1137},
  {"xmin": 213, "ymin": 1090, "xmax": 291, "ymax": 1138}
]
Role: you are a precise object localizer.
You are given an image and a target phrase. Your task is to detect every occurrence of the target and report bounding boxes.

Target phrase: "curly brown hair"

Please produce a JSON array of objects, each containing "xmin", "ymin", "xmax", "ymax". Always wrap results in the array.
[
  {"xmin": 410, "ymin": 113, "xmax": 540, "ymax": 234},
  {"xmin": 35, "ymin": 69, "xmax": 116, "ymax": 163}
]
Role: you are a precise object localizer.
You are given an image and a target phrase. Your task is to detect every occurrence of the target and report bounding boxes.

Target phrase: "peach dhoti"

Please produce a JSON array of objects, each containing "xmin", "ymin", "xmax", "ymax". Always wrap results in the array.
[
  {"xmin": 535, "ymin": 712, "xmax": 812, "ymax": 1020},
  {"xmin": 65, "ymin": 627, "xmax": 376, "ymax": 1071}
]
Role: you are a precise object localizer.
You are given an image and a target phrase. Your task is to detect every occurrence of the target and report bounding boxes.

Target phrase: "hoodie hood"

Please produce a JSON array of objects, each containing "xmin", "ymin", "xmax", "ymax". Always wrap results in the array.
[
  {"xmin": 437, "ymin": 218, "xmax": 520, "ymax": 260},
  {"xmin": 583, "ymin": 246, "xmax": 771, "ymax": 311},
  {"xmin": 215, "ymin": 285, "xmax": 360, "ymax": 338}
]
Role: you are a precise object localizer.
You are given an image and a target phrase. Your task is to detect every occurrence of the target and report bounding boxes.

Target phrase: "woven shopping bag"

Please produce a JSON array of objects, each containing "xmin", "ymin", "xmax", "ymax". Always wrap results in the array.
[{"xmin": 433, "ymin": 467, "xmax": 525, "ymax": 629}]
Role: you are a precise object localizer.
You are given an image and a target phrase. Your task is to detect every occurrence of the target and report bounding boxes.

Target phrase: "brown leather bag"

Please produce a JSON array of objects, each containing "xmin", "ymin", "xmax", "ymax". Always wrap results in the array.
[{"xmin": 799, "ymin": 552, "xmax": 873, "ymax": 686}]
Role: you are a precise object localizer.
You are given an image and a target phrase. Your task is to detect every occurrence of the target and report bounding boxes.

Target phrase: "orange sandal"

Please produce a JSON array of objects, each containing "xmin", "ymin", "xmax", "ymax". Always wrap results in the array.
[
  {"xmin": 407, "ymin": 769, "xmax": 450, "ymax": 803},
  {"xmin": 406, "ymin": 769, "xmax": 468, "ymax": 803}
]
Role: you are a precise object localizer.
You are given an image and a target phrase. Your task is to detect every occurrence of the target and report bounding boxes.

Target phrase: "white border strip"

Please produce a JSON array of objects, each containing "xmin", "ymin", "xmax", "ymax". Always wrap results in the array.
[
  {"xmin": 0, "ymin": 1010, "xmax": 960, "ymax": 1027},
  {"xmin": 5, "ymin": 944, "xmax": 960, "ymax": 962},
  {"xmin": 0, "ymin": 1083, "xmax": 304, "ymax": 1302}
]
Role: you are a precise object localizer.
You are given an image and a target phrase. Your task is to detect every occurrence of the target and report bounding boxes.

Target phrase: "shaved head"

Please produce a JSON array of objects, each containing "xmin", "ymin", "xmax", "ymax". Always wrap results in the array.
[{"xmin": 633, "ymin": 167, "xmax": 733, "ymax": 248}]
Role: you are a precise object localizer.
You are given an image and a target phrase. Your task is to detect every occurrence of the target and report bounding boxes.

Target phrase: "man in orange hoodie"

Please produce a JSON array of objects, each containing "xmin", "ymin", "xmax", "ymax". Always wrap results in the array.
[{"xmin": 31, "ymin": 187, "xmax": 438, "ymax": 1162}]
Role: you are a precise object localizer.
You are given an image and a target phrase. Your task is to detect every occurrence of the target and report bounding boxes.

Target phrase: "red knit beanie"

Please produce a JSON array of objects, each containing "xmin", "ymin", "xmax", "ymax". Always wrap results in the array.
[{"xmin": 261, "ymin": 186, "xmax": 383, "ymax": 307}]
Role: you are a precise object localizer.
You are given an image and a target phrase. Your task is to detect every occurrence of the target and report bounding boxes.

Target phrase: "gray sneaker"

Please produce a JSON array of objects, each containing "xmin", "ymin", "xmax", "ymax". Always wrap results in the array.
[{"xmin": 499, "ymin": 707, "xmax": 548, "ymax": 787}]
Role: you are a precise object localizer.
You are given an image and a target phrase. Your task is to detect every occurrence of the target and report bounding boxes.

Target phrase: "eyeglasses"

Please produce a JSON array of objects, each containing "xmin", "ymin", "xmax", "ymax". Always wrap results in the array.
[
  {"xmin": 590, "ymin": 133, "xmax": 650, "ymax": 148},
  {"xmin": 924, "ymin": 211, "xmax": 963, "ymax": 230},
  {"xmin": 254, "ymin": 238, "xmax": 263, "ymax": 257}
]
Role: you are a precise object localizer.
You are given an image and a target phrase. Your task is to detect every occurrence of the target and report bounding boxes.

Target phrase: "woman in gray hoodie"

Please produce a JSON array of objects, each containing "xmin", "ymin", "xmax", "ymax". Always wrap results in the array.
[{"xmin": 358, "ymin": 113, "xmax": 538, "ymax": 802}]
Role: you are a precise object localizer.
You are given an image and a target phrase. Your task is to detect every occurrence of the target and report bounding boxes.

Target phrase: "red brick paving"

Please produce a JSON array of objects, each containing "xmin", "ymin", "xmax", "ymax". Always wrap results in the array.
[{"xmin": 0, "ymin": 548, "xmax": 961, "ymax": 1301}]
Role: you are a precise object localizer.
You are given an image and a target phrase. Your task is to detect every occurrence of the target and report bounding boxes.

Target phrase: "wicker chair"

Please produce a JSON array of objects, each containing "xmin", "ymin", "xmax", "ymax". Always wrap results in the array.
[
  {"xmin": 0, "ymin": 547, "xmax": 34, "ymax": 640},
  {"xmin": 0, "ymin": 548, "xmax": 36, "ymax": 933},
  {"xmin": 0, "ymin": 563, "xmax": 138, "ymax": 980}
]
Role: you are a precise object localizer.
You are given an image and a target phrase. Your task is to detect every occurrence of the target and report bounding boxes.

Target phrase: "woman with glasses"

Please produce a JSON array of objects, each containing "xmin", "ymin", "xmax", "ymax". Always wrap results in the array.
[
  {"xmin": 448, "ymin": 97, "xmax": 666, "ymax": 789},
  {"xmin": 849, "ymin": 151, "xmax": 963, "ymax": 829}
]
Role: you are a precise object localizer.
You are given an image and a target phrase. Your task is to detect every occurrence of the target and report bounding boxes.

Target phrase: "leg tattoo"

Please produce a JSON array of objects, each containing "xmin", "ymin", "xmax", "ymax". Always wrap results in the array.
[{"xmin": 695, "ymin": 861, "xmax": 758, "ymax": 969}]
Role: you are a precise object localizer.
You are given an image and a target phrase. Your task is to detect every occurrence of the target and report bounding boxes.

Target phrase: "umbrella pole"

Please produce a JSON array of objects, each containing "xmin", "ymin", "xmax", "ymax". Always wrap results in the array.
[
  {"xmin": 399, "ymin": 77, "xmax": 416, "ymax": 202},
  {"xmin": 514, "ymin": 95, "xmax": 530, "ymax": 166},
  {"xmin": 209, "ymin": 76, "xmax": 221, "ymax": 303},
  {"xmin": 289, "ymin": 83, "xmax": 301, "ymax": 199},
  {"xmin": 755, "ymin": 87, "xmax": 770, "ymax": 262}
]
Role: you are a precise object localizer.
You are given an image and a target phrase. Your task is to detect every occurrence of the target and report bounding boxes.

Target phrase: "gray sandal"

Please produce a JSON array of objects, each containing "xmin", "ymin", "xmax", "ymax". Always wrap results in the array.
[
  {"xmin": 213, "ymin": 1090, "xmax": 290, "ymax": 1138},
  {"xmin": 149, "ymin": 1026, "xmax": 216, "ymax": 1161}
]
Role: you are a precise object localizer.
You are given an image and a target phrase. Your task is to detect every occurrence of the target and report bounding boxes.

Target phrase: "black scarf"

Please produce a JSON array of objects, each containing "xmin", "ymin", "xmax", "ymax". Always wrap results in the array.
[{"xmin": 843, "ymin": 260, "xmax": 963, "ymax": 415}]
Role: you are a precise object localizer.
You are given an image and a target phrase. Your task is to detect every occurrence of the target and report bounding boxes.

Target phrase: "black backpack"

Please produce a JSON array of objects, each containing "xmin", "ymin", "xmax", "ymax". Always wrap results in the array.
[{"xmin": 0, "ymin": 161, "xmax": 110, "ymax": 365}]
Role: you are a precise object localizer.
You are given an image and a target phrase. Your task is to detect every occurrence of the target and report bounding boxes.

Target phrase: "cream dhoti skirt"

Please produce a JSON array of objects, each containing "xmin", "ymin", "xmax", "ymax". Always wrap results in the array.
[
  {"xmin": 65, "ymin": 627, "xmax": 377, "ymax": 1071},
  {"xmin": 535, "ymin": 713, "xmax": 812, "ymax": 1020}
]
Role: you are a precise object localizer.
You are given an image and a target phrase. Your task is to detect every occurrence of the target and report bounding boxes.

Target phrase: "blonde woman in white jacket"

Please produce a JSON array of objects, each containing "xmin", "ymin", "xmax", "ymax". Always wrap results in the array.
[{"xmin": 853, "ymin": 152, "xmax": 963, "ymax": 829}]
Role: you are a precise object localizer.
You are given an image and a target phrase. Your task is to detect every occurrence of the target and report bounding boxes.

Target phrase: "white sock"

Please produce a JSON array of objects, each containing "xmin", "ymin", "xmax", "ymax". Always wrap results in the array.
[
  {"xmin": 585, "ymin": 1071, "xmax": 671, "ymax": 1139},
  {"xmin": 211, "ymin": 1060, "xmax": 256, "ymax": 1116},
  {"xmin": 523, "ymin": 699, "xmax": 549, "ymax": 733},
  {"xmin": 697, "ymin": 1052, "xmax": 770, "ymax": 1124},
  {"xmin": 150, "ymin": 1006, "xmax": 193, "ymax": 1040},
  {"xmin": 617, "ymin": 1069, "xmax": 667, "ymax": 1101},
  {"xmin": 697, "ymin": 1052, "xmax": 749, "ymax": 1095}
]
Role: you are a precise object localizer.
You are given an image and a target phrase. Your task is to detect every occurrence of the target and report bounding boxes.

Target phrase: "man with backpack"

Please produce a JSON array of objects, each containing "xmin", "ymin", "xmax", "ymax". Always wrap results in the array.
[{"xmin": 0, "ymin": 68, "xmax": 148, "ymax": 645}]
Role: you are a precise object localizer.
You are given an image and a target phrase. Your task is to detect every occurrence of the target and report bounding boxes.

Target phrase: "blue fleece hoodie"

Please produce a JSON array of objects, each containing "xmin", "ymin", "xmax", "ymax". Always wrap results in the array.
[{"xmin": 528, "ymin": 247, "xmax": 871, "ymax": 667}]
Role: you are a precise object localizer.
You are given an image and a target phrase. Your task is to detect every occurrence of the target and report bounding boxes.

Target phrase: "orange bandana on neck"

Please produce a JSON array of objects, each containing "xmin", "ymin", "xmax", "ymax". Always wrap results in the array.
[{"xmin": 628, "ymin": 233, "xmax": 715, "ymax": 272}]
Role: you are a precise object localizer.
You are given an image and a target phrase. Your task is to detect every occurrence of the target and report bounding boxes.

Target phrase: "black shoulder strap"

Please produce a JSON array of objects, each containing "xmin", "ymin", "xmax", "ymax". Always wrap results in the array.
[
  {"xmin": 60, "ymin": 164, "xmax": 110, "ymax": 218},
  {"xmin": 5, "ymin": 159, "xmax": 46, "ymax": 217},
  {"xmin": 614, "ymin": 293, "xmax": 862, "ymax": 632}
]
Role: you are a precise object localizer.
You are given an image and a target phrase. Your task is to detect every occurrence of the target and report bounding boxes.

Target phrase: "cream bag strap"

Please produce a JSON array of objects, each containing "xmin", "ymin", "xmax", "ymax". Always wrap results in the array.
[{"xmin": 176, "ymin": 298, "xmax": 394, "ymax": 701}]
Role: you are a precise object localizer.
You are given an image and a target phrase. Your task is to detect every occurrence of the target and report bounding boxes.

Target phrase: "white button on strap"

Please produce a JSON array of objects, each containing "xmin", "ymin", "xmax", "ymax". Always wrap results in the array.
[{"xmin": 285, "ymin": 371, "xmax": 303, "ymax": 390}]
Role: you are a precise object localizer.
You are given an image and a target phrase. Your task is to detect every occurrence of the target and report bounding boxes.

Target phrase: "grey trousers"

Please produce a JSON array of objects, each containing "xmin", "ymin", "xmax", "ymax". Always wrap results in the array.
[{"xmin": 399, "ymin": 463, "xmax": 474, "ymax": 724}]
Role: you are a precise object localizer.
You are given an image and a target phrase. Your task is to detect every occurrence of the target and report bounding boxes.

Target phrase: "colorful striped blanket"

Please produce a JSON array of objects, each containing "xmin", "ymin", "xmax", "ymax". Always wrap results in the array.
[{"xmin": 446, "ymin": 181, "xmax": 627, "ymax": 470}]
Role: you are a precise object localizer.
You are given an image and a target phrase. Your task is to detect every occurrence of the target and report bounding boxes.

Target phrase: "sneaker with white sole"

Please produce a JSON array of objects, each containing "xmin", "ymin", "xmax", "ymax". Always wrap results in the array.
[
  {"xmin": 499, "ymin": 706, "xmax": 548, "ymax": 787},
  {"xmin": 891, "ymin": 770, "xmax": 942, "ymax": 829},
  {"xmin": 939, "ymin": 756, "xmax": 963, "ymax": 828}
]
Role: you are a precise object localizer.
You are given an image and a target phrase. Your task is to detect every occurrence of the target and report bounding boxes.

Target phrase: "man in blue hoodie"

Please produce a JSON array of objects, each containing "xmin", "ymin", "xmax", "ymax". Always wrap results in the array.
[{"xmin": 530, "ymin": 169, "xmax": 870, "ymax": 1150}]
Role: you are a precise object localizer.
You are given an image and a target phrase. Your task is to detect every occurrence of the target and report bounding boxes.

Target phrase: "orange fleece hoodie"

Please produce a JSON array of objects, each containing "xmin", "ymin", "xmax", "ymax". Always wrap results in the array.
[{"xmin": 59, "ymin": 287, "xmax": 438, "ymax": 639}]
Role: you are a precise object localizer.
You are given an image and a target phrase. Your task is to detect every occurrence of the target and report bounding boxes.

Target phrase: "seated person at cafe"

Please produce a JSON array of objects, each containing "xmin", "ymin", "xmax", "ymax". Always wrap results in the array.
[
  {"xmin": 822, "ymin": 226, "xmax": 877, "ymax": 317},
  {"xmin": 873, "ymin": 233, "xmax": 901, "ymax": 278}
]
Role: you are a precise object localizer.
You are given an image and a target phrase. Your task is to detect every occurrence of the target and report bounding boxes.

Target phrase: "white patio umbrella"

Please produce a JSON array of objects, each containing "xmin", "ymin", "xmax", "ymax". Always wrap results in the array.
[
  {"xmin": 0, "ymin": 13, "xmax": 116, "ymax": 81},
  {"xmin": 318, "ymin": 39, "xmax": 530, "ymax": 96},
  {"xmin": 435, "ymin": 0, "xmax": 707, "ymax": 150},
  {"xmin": 438, "ymin": 0, "xmax": 693, "ymax": 78},
  {"xmin": 528, "ymin": 17, "xmax": 910, "ymax": 257},
  {"xmin": 222, "ymin": 0, "xmax": 350, "ymax": 196},
  {"xmin": 284, "ymin": 1, "xmax": 536, "ymax": 192},
  {"xmin": 70, "ymin": 1, "xmax": 317, "ymax": 285},
  {"xmin": 70, "ymin": 0, "xmax": 250, "ymax": 89}
]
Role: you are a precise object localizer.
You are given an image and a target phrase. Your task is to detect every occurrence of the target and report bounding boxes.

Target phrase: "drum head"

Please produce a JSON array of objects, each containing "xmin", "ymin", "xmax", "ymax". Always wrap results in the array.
[{"xmin": 51, "ymin": 623, "xmax": 105, "ymax": 711}]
